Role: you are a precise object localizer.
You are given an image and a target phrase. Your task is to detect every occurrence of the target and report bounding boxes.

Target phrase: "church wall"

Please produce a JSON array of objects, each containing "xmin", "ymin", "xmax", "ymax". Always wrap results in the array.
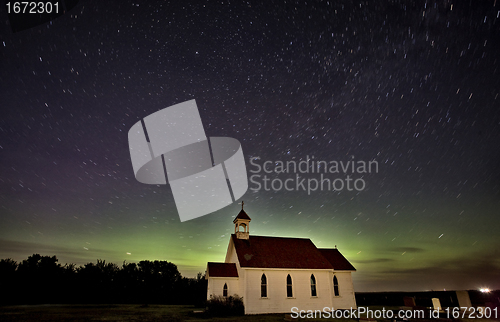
[
  {"xmin": 223, "ymin": 239, "xmax": 247, "ymax": 303},
  {"xmin": 243, "ymin": 269, "xmax": 336, "ymax": 315},
  {"xmin": 331, "ymin": 271, "xmax": 357, "ymax": 309},
  {"xmin": 207, "ymin": 277, "xmax": 240, "ymax": 300},
  {"xmin": 224, "ymin": 239, "xmax": 240, "ymax": 268}
]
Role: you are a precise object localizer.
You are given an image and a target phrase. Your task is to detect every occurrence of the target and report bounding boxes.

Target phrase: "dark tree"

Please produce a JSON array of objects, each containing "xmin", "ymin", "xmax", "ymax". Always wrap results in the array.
[
  {"xmin": 0, "ymin": 258, "xmax": 18, "ymax": 304},
  {"xmin": 17, "ymin": 254, "xmax": 63, "ymax": 304},
  {"xmin": 0, "ymin": 255, "xmax": 208, "ymax": 305}
]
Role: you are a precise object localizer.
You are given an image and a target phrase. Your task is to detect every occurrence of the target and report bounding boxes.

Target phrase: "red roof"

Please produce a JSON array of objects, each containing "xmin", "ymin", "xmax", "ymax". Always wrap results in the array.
[
  {"xmin": 231, "ymin": 234, "xmax": 332, "ymax": 269},
  {"xmin": 233, "ymin": 209, "xmax": 251, "ymax": 222},
  {"xmin": 231, "ymin": 235, "xmax": 355, "ymax": 271},
  {"xmin": 318, "ymin": 248, "xmax": 356, "ymax": 271},
  {"xmin": 207, "ymin": 262, "xmax": 239, "ymax": 277}
]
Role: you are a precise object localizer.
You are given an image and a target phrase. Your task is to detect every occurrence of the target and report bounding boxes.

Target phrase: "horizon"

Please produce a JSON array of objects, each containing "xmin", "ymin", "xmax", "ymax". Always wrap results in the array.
[{"xmin": 1, "ymin": 203, "xmax": 498, "ymax": 293}]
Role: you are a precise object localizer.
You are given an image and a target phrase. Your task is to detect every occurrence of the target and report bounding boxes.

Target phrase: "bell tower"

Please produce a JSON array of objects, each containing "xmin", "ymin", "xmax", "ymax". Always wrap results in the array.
[{"xmin": 233, "ymin": 201, "xmax": 251, "ymax": 240}]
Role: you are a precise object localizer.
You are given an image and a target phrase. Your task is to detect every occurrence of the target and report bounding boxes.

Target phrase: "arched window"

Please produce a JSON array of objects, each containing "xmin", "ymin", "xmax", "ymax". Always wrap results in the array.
[
  {"xmin": 286, "ymin": 274, "xmax": 293, "ymax": 298},
  {"xmin": 311, "ymin": 274, "xmax": 317, "ymax": 297},
  {"xmin": 223, "ymin": 283, "xmax": 228, "ymax": 297},
  {"xmin": 261, "ymin": 274, "xmax": 267, "ymax": 297},
  {"xmin": 333, "ymin": 275, "xmax": 339, "ymax": 296}
]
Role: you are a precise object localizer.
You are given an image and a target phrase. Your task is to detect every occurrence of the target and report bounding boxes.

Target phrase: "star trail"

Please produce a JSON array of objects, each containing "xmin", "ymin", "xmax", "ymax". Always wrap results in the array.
[{"xmin": 0, "ymin": 0, "xmax": 499, "ymax": 292}]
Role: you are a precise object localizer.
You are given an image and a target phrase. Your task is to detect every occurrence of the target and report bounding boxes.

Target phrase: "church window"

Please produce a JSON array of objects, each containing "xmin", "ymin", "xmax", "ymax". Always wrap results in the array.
[
  {"xmin": 333, "ymin": 275, "xmax": 339, "ymax": 296},
  {"xmin": 311, "ymin": 274, "xmax": 317, "ymax": 297},
  {"xmin": 286, "ymin": 274, "xmax": 293, "ymax": 297},
  {"xmin": 261, "ymin": 274, "xmax": 267, "ymax": 297},
  {"xmin": 223, "ymin": 283, "xmax": 228, "ymax": 297}
]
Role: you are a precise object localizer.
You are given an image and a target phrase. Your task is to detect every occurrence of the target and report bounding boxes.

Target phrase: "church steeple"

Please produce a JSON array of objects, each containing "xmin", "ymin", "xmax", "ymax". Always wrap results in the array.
[{"xmin": 233, "ymin": 201, "xmax": 251, "ymax": 239}]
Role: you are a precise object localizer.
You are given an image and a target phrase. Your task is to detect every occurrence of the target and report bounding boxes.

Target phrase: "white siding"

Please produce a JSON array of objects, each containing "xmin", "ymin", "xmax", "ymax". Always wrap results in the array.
[
  {"xmin": 224, "ymin": 239, "xmax": 240, "ymax": 270},
  {"xmin": 207, "ymin": 240, "xmax": 245, "ymax": 301},
  {"xmin": 207, "ymin": 277, "xmax": 240, "ymax": 299},
  {"xmin": 222, "ymin": 239, "xmax": 246, "ymax": 302},
  {"xmin": 243, "ymin": 269, "xmax": 336, "ymax": 314},
  {"xmin": 331, "ymin": 271, "xmax": 357, "ymax": 309}
]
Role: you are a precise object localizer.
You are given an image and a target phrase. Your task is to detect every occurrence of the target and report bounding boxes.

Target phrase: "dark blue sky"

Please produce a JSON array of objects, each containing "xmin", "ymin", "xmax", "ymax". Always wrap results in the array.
[{"xmin": 1, "ymin": 0, "xmax": 499, "ymax": 291}]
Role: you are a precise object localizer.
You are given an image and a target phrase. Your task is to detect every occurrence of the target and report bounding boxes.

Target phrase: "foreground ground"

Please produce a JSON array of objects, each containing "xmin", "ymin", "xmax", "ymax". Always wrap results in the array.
[
  {"xmin": 0, "ymin": 305, "xmax": 295, "ymax": 322},
  {"xmin": 0, "ymin": 304, "xmax": 498, "ymax": 322},
  {"xmin": 0, "ymin": 305, "xmax": 281, "ymax": 322}
]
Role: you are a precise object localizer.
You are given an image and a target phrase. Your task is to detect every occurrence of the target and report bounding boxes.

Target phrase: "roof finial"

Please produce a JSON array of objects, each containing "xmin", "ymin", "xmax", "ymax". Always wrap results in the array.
[
  {"xmin": 241, "ymin": 201, "xmax": 244, "ymax": 209},
  {"xmin": 335, "ymin": 245, "xmax": 337, "ymax": 249}
]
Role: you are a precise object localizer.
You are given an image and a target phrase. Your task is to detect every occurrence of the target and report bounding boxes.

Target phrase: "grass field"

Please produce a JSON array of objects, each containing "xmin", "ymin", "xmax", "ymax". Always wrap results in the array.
[
  {"xmin": 0, "ymin": 304, "xmax": 497, "ymax": 321},
  {"xmin": 0, "ymin": 304, "xmax": 316, "ymax": 322}
]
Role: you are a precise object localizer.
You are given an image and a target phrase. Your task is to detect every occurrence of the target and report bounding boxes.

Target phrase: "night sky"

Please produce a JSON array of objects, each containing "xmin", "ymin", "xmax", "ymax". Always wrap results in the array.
[{"xmin": 1, "ymin": 0, "xmax": 499, "ymax": 292}]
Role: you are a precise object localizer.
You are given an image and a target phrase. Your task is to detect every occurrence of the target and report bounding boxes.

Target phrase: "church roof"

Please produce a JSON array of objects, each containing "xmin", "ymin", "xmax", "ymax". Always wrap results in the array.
[
  {"xmin": 231, "ymin": 234, "xmax": 354, "ymax": 270},
  {"xmin": 207, "ymin": 262, "xmax": 239, "ymax": 277},
  {"xmin": 318, "ymin": 248, "xmax": 356, "ymax": 271},
  {"xmin": 233, "ymin": 209, "xmax": 251, "ymax": 222}
]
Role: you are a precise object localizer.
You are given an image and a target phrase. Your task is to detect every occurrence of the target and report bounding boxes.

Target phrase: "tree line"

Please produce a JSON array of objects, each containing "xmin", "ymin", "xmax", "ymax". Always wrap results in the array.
[{"xmin": 0, "ymin": 254, "xmax": 207, "ymax": 306}]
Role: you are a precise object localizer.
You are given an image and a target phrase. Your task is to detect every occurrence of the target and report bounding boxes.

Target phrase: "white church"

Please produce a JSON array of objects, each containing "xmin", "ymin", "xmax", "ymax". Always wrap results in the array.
[{"xmin": 206, "ymin": 204, "xmax": 357, "ymax": 314}]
